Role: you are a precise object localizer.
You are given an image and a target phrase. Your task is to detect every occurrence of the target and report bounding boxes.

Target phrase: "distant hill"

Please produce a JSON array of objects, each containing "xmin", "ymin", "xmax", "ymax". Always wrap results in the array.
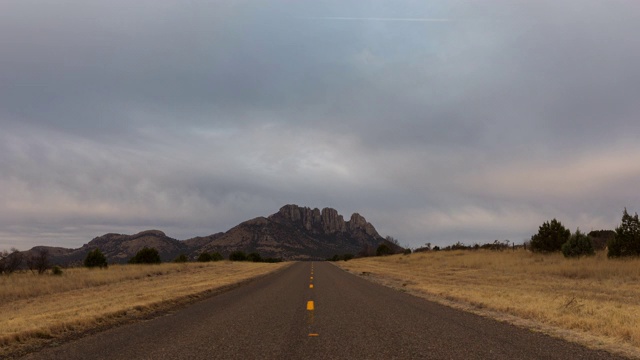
[{"xmin": 24, "ymin": 205, "xmax": 402, "ymax": 265}]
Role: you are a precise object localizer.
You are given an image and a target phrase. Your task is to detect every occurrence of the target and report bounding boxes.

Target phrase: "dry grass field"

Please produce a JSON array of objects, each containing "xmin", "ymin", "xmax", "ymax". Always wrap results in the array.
[
  {"xmin": 0, "ymin": 261, "xmax": 289, "ymax": 356},
  {"xmin": 336, "ymin": 250, "xmax": 640, "ymax": 359}
]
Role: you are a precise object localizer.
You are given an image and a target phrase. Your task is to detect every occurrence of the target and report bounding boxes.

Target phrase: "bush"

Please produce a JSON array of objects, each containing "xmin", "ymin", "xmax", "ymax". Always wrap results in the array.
[
  {"xmin": 327, "ymin": 254, "xmax": 354, "ymax": 261},
  {"xmin": 608, "ymin": 208, "xmax": 640, "ymax": 257},
  {"xmin": 84, "ymin": 248, "xmax": 108, "ymax": 268},
  {"xmin": 52, "ymin": 266, "xmax": 64, "ymax": 276},
  {"xmin": 197, "ymin": 252, "xmax": 213, "ymax": 262},
  {"xmin": 403, "ymin": 249, "xmax": 412, "ymax": 255},
  {"xmin": 229, "ymin": 251, "xmax": 248, "ymax": 261},
  {"xmin": 376, "ymin": 244, "xmax": 393, "ymax": 256},
  {"xmin": 530, "ymin": 219, "xmax": 570, "ymax": 253},
  {"xmin": 210, "ymin": 252, "xmax": 224, "ymax": 261},
  {"xmin": 561, "ymin": 229, "xmax": 595, "ymax": 258},
  {"xmin": 342, "ymin": 254, "xmax": 354, "ymax": 261},
  {"xmin": 174, "ymin": 254, "xmax": 189, "ymax": 263},
  {"xmin": 247, "ymin": 252, "xmax": 262, "ymax": 262},
  {"xmin": 129, "ymin": 247, "xmax": 161, "ymax": 264}
]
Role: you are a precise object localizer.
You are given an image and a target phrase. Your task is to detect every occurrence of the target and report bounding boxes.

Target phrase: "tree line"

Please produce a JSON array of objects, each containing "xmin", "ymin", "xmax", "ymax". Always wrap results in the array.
[
  {"xmin": 529, "ymin": 208, "xmax": 640, "ymax": 258},
  {"xmin": 0, "ymin": 246, "xmax": 283, "ymax": 275}
]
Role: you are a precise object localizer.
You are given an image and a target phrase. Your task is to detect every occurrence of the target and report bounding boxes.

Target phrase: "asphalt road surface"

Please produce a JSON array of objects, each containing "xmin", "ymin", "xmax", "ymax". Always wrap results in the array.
[{"xmin": 21, "ymin": 262, "xmax": 624, "ymax": 359}]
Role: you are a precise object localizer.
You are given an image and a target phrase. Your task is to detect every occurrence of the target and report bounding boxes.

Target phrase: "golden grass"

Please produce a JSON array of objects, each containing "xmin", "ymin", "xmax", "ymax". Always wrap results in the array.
[
  {"xmin": 336, "ymin": 250, "xmax": 640, "ymax": 359},
  {"xmin": 0, "ymin": 261, "xmax": 289, "ymax": 356}
]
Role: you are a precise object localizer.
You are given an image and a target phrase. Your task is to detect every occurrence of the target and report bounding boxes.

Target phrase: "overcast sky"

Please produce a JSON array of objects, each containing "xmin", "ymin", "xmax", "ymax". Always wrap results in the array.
[{"xmin": 2, "ymin": 0, "xmax": 640, "ymax": 250}]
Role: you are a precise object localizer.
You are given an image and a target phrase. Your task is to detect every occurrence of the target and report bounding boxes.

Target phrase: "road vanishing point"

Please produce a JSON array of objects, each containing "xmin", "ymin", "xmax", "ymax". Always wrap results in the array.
[{"xmin": 21, "ymin": 262, "xmax": 624, "ymax": 359}]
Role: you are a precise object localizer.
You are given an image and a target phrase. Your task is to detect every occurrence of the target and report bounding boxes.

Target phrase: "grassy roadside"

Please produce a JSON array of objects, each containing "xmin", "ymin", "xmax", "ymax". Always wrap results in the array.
[
  {"xmin": 0, "ymin": 261, "xmax": 290, "ymax": 357},
  {"xmin": 336, "ymin": 250, "xmax": 640, "ymax": 359}
]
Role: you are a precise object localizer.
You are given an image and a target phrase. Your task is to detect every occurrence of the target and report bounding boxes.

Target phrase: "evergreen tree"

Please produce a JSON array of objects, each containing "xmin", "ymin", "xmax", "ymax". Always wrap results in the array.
[
  {"xmin": 84, "ymin": 248, "xmax": 108, "ymax": 268},
  {"xmin": 129, "ymin": 247, "xmax": 161, "ymax": 264},
  {"xmin": 530, "ymin": 219, "xmax": 570, "ymax": 253},
  {"xmin": 561, "ymin": 229, "xmax": 595, "ymax": 258},
  {"xmin": 608, "ymin": 208, "xmax": 640, "ymax": 257},
  {"xmin": 229, "ymin": 251, "xmax": 248, "ymax": 261}
]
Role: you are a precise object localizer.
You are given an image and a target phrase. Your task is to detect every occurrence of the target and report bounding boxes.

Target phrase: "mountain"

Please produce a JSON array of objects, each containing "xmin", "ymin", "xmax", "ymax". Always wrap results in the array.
[
  {"xmin": 198, "ymin": 205, "xmax": 400, "ymax": 260},
  {"xmin": 24, "ymin": 205, "xmax": 402, "ymax": 265},
  {"xmin": 29, "ymin": 230, "xmax": 189, "ymax": 266}
]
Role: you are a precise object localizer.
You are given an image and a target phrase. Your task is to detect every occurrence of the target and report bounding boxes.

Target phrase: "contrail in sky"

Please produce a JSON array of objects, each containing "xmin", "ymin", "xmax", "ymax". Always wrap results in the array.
[{"xmin": 302, "ymin": 17, "xmax": 451, "ymax": 22}]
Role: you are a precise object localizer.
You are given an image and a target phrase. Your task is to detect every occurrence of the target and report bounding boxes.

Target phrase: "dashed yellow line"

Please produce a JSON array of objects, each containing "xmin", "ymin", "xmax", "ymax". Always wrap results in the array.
[{"xmin": 307, "ymin": 264, "xmax": 318, "ymax": 337}]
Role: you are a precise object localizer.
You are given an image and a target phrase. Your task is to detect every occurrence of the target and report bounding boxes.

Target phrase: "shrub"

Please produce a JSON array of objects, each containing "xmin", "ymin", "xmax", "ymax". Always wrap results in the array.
[
  {"xmin": 52, "ymin": 266, "xmax": 64, "ymax": 276},
  {"xmin": 376, "ymin": 244, "xmax": 393, "ymax": 256},
  {"xmin": 84, "ymin": 248, "xmax": 108, "ymax": 269},
  {"xmin": 174, "ymin": 254, "xmax": 189, "ymax": 263},
  {"xmin": 530, "ymin": 219, "xmax": 570, "ymax": 253},
  {"xmin": 561, "ymin": 229, "xmax": 595, "ymax": 258},
  {"xmin": 210, "ymin": 252, "xmax": 224, "ymax": 261},
  {"xmin": 327, "ymin": 254, "xmax": 354, "ymax": 261},
  {"xmin": 197, "ymin": 252, "xmax": 213, "ymax": 262},
  {"xmin": 403, "ymin": 249, "xmax": 412, "ymax": 255},
  {"xmin": 608, "ymin": 208, "xmax": 640, "ymax": 257},
  {"xmin": 247, "ymin": 252, "xmax": 262, "ymax": 262},
  {"xmin": 342, "ymin": 253, "xmax": 354, "ymax": 261},
  {"xmin": 229, "ymin": 251, "xmax": 248, "ymax": 261},
  {"xmin": 129, "ymin": 247, "xmax": 161, "ymax": 264}
]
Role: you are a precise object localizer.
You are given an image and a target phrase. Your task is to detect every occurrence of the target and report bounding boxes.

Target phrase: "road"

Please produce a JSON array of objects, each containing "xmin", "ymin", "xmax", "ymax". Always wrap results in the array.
[{"xmin": 21, "ymin": 262, "xmax": 624, "ymax": 359}]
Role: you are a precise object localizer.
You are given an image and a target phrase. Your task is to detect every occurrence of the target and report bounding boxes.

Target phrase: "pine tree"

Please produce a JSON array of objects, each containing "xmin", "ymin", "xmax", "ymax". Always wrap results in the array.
[
  {"xmin": 561, "ymin": 229, "xmax": 594, "ymax": 257},
  {"xmin": 530, "ymin": 219, "xmax": 570, "ymax": 253},
  {"xmin": 84, "ymin": 248, "xmax": 108, "ymax": 268},
  {"xmin": 608, "ymin": 209, "xmax": 640, "ymax": 257},
  {"xmin": 129, "ymin": 247, "xmax": 161, "ymax": 264}
]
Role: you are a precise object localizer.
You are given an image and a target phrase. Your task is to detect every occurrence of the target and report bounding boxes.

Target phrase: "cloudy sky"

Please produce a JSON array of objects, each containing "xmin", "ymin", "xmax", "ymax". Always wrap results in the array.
[{"xmin": 2, "ymin": 0, "xmax": 639, "ymax": 250}]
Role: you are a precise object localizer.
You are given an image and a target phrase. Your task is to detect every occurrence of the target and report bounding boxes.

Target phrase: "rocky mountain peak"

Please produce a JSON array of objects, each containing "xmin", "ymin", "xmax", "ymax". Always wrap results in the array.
[
  {"xmin": 271, "ymin": 204, "xmax": 380, "ymax": 238},
  {"xmin": 349, "ymin": 213, "xmax": 368, "ymax": 228},
  {"xmin": 321, "ymin": 207, "xmax": 345, "ymax": 233},
  {"xmin": 348, "ymin": 213, "xmax": 379, "ymax": 237}
]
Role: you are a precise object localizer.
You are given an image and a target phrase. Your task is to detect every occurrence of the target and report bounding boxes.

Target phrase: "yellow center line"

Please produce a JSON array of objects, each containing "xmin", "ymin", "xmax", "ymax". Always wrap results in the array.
[{"xmin": 307, "ymin": 265, "xmax": 318, "ymax": 337}]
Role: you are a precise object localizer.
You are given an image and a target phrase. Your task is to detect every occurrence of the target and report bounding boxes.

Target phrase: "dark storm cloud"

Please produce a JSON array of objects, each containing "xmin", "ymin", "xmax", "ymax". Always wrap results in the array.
[{"xmin": 1, "ymin": 0, "xmax": 640, "ymax": 249}]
